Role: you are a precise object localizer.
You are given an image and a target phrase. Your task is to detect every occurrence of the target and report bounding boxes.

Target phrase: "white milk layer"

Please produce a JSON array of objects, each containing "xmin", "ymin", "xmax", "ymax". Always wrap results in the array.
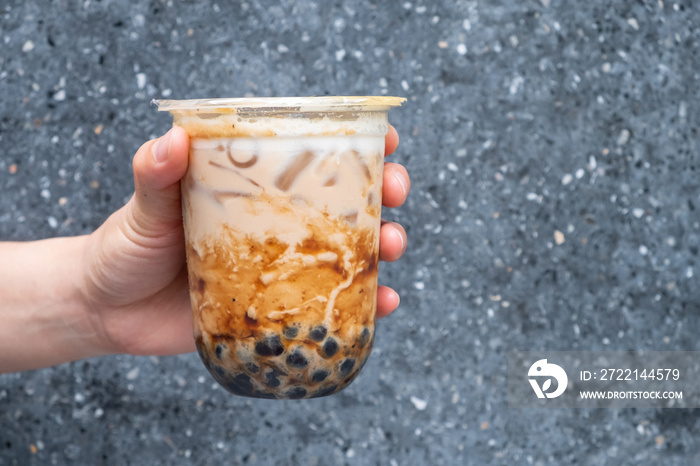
[{"xmin": 180, "ymin": 111, "xmax": 387, "ymax": 251}]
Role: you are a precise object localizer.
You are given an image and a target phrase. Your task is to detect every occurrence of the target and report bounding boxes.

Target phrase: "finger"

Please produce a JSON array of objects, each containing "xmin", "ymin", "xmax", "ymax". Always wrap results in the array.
[
  {"xmin": 376, "ymin": 286, "xmax": 400, "ymax": 319},
  {"xmin": 129, "ymin": 127, "xmax": 190, "ymax": 235},
  {"xmin": 379, "ymin": 221, "xmax": 407, "ymax": 262},
  {"xmin": 382, "ymin": 162, "xmax": 410, "ymax": 208},
  {"xmin": 385, "ymin": 124, "xmax": 399, "ymax": 157}
]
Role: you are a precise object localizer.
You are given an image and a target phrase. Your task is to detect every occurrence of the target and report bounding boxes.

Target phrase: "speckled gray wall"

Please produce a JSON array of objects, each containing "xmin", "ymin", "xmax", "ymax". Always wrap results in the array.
[{"xmin": 2, "ymin": 0, "xmax": 700, "ymax": 465}]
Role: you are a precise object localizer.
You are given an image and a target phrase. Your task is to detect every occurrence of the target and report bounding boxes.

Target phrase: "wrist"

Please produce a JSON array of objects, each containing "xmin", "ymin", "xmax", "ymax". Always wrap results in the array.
[{"xmin": 0, "ymin": 236, "xmax": 111, "ymax": 373}]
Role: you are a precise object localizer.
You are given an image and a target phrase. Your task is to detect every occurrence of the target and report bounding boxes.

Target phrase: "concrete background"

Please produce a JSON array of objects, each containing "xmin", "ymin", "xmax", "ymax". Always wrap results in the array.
[{"xmin": 2, "ymin": 0, "xmax": 700, "ymax": 464}]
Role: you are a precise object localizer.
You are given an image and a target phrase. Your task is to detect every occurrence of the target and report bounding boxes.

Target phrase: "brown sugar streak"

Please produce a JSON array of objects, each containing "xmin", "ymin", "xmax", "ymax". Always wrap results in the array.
[{"xmin": 188, "ymin": 215, "xmax": 378, "ymax": 340}]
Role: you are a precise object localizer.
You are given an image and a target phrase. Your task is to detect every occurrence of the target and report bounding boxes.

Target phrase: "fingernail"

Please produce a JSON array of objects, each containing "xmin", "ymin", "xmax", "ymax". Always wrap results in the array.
[
  {"xmin": 152, "ymin": 129, "xmax": 173, "ymax": 163},
  {"xmin": 394, "ymin": 172, "xmax": 408, "ymax": 198},
  {"xmin": 394, "ymin": 224, "xmax": 405, "ymax": 253}
]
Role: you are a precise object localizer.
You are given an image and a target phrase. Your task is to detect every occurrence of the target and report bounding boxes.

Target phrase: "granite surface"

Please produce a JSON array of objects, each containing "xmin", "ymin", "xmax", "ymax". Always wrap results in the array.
[{"xmin": 2, "ymin": 0, "xmax": 700, "ymax": 464}]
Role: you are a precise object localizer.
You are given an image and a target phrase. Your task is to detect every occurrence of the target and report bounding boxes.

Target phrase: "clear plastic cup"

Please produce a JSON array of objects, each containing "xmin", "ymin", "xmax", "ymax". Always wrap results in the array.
[{"xmin": 156, "ymin": 96, "xmax": 405, "ymax": 399}]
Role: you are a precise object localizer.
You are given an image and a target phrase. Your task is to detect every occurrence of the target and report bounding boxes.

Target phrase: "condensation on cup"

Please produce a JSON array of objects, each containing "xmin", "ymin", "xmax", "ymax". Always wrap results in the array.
[{"xmin": 156, "ymin": 96, "xmax": 405, "ymax": 399}]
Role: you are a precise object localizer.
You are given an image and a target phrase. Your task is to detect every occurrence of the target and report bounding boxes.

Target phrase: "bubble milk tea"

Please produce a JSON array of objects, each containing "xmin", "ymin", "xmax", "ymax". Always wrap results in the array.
[{"xmin": 157, "ymin": 96, "xmax": 405, "ymax": 399}]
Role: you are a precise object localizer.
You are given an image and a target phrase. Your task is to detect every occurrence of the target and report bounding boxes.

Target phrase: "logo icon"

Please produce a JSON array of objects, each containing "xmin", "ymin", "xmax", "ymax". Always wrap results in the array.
[{"xmin": 528, "ymin": 359, "xmax": 568, "ymax": 399}]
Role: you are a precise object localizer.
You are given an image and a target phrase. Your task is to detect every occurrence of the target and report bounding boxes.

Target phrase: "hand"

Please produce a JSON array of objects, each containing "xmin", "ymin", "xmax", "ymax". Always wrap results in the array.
[{"xmin": 83, "ymin": 126, "xmax": 410, "ymax": 357}]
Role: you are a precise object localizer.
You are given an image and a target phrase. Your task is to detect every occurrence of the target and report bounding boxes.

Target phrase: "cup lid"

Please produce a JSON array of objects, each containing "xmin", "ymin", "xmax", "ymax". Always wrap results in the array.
[{"xmin": 154, "ymin": 96, "xmax": 406, "ymax": 113}]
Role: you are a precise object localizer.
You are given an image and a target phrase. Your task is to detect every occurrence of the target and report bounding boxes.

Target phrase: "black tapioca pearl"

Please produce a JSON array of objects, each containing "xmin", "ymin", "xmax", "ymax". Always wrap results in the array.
[
  {"xmin": 312, "ymin": 370, "xmax": 330, "ymax": 383},
  {"xmin": 283, "ymin": 326, "xmax": 299, "ymax": 339},
  {"xmin": 246, "ymin": 363, "xmax": 260, "ymax": 374},
  {"xmin": 313, "ymin": 384, "xmax": 339, "ymax": 398},
  {"xmin": 322, "ymin": 338, "xmax": 339, "ymax": 358},
  {"xmin": 255, "ymin": 335, "xmax": 284, "ymax": 356},
  {"xmin": 226, "ymin": 374, "xmax": 254, "ymax": 397},
  {"xmin": 358, "ymin": 327, "xmax": 371, "ymax": 348},
  {"xmin": 265, "ymin": 371, "xmax": 281, "ymax": 388},
  {"xmin": 286, "ymin": 386, "xmax": 308, "ymax": 399},
  {"xmin": 339, "ymin": 358, "xmax": 356, "ymax": 377},
  {"xmin": 309, "ymin": 326, "xmax": 327, "ymax": 342},
  {"xmin": 286, "ymin": 349, "xmax": 309, "ymax": 368}
]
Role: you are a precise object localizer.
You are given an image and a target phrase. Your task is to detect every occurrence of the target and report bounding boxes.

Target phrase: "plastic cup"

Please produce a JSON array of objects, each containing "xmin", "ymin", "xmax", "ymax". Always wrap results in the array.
[{"xmin": 156, "ymin": 96, "xmax": 404, "ymax": 399}]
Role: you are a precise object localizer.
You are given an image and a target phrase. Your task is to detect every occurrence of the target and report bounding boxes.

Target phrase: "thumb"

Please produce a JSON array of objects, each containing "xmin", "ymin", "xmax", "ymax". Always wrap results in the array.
[{"xmin": 128, "ymin": 126, "xmax": 190, "ymax": 236}]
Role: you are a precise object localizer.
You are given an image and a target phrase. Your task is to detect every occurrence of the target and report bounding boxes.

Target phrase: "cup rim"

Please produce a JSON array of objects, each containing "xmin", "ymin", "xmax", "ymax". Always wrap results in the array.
[{"xmin": 153, "ymin": 96, "xmax": 406, "ymax": 113}]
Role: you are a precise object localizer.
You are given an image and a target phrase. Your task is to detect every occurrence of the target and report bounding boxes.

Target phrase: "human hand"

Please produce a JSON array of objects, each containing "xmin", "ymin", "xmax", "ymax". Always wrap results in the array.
[{"xmin": 83, "ymin": 125, "xmax": 410, "ymax": 357}]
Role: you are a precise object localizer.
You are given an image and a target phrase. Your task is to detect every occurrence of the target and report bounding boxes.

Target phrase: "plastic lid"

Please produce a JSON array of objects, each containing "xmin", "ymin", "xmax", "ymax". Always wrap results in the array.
[{"xmin": 154, "ymin": 96, "xmax": 406, "ymax": 113}]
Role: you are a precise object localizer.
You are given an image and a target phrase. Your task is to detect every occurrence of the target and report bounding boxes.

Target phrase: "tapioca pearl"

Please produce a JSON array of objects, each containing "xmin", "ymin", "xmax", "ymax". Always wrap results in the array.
[
  {"xmin": 265, "ymin": 370, "xmax": 282, "ymax": 388},
  {"xmin": 255, "ymin": 335, "xmax": 284, "ymax": 356},
  {"xmin": 215, "ymin": 343, "xmax": 227, "ymax": 359},
  {"xmin": 322, "ymin": 338, "xmax": 339, "ymax": 358},
  {"xmin": 358, "ymin": 327, "xmax": 371, "ymax": 348},
  {"xmin": 309, "ymin": 326, "xmax": 327, "ymax": 342},
  {"xmin": 285, "ymin": 349, "xmax": 309, "ymax": 369},
  {"xmin": 313, "ymin": 384, "xmax": 338, "ymax": 398},
  {"xmin": 283, "ymin": 326, "xmax": 299, "ymax": 339},
  {"xmin": 286, "ymin": 386, "xmax": 308, "ymax": 399},
  {"xmin": 339, "ymin": 358, "xmax": 356, "ymax": 377},
  {"xmin": 311, "ymin": 369, "xmax": 330, "ymax": 383},
  {"xmin": 225, "ymin": 374, "xmax": 255, "ymax": 397},
  {"xmin": 246, "ymin": 362, "xmax": 260, "ymax": 374}
]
